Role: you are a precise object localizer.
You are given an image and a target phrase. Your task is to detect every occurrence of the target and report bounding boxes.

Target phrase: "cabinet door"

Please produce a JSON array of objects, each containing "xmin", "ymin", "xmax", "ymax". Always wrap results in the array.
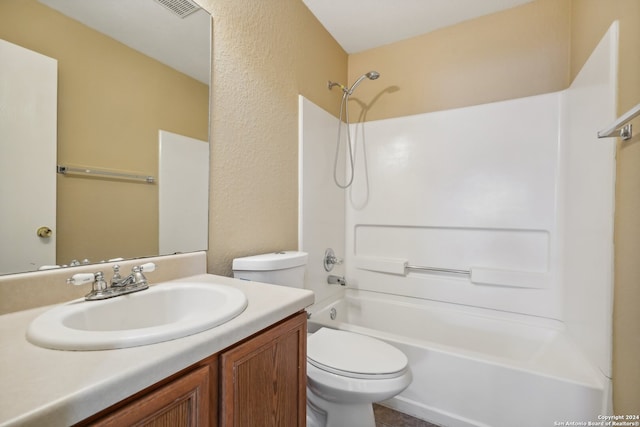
[
  {"xmin": 220, "ymin": 312, "xmax": 307, "ymax": 427},
  {"xmin": 90, "ymin": 364, "xmax": 210, "ymax": 427}
]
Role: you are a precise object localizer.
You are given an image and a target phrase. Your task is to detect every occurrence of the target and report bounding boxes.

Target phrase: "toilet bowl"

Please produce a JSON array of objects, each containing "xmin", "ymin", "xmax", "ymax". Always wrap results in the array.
[
  {"xmin": 306, "ymin": 327, "xmax": 412, "ymax": 427},
  {"xmin": 232, "ymin": 252, "xmax": 412, "ymax": 427}
]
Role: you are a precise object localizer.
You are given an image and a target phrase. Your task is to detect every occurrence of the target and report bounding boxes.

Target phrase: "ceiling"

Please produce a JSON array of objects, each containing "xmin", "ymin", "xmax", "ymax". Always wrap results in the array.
[
  {"xmin": 38, "ymin": 0, "xmax": 210, "ymax": 84},
  {"xmin": 35, "ymin": 1, "xmax": 536, "ymax": 82},
  {"xmin": 302, "ymin": 0, "xmax": 535, "ymax": 54}
]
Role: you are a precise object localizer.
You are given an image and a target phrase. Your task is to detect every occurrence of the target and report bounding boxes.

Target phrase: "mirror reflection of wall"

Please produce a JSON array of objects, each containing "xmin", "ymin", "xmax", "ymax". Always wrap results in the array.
[{"xmin": 0, "ymin": 0, "xmax": 210, "ymax": 275}]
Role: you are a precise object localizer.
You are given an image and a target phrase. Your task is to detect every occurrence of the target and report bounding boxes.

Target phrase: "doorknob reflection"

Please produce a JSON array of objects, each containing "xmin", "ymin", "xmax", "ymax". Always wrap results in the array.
[{"xmin": 36, "ymin": 226, "xmax": 53, "ymax": 238}]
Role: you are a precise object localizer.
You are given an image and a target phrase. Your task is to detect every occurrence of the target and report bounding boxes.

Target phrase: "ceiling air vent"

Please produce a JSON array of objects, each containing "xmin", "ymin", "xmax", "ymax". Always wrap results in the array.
[{"xmin": 153, "ymin": 0, "xmax": 201, "ymax": 18}]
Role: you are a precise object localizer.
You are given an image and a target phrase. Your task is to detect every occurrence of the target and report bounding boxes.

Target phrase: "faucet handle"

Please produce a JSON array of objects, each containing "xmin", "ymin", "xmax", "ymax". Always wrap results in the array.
[
  {"xmin": 129, "ymin": 262, "xmax": 156, "ymax": 288},
  {"xmin": 67, "ymin": 273, "xmax": 95, "ymax": 286},
  {"xmin": 68, "ymin": 272, "xmax": 109, "ymax": 300},
  {"xmin": 323, "ymin": 248, "xmax": 343, "ymax": 272},
  {"xmin": 92, "ymin": 272, "xmax": 108, "ymax": 292},
  {"xmin": 139, "ymin": 262, "xmax": 156, "ymax": 272},
  {"xmin": 329, "ymin": 255, "xmax": 343, "ymax": 264}
]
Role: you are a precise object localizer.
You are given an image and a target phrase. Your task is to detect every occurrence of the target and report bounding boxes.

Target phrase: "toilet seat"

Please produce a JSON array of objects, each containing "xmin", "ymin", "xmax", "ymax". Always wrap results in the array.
[{"xmin": 307, "ymin": 328, "xmax": 408, "ymax": 379}]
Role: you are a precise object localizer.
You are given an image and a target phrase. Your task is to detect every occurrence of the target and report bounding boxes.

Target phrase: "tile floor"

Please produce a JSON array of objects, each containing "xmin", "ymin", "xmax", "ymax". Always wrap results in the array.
[{"xmin": 373, "ymin": 404, "xmax": 440, "ymax": 427}]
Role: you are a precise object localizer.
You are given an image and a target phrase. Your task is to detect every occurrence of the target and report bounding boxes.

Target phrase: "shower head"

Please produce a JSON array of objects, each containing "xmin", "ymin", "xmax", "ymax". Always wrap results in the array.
[
  {"xmin": 346, "ymin": 70, "xmax": 380, "ymax": 95},
  {"xmin": 366, "ymin": 71, "xmax": 380, "ymax": 80}
]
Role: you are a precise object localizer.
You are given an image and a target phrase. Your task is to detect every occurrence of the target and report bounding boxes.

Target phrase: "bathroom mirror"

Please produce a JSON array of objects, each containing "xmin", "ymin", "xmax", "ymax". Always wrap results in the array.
[{"xmin": 0, "ymin": 0, "xmax": 211, "ymax": 275}]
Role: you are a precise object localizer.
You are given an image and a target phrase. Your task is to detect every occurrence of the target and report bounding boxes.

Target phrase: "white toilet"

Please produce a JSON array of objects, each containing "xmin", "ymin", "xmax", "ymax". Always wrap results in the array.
[{"xmin": 232, "ymin": 251, "xmax": 412, "ymax": 427}]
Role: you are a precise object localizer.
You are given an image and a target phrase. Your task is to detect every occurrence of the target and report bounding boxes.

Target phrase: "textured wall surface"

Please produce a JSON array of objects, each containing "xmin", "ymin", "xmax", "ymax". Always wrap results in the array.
[{"xmin": 197, "ymin": 0, "xmax": 347, "ymax": 276}]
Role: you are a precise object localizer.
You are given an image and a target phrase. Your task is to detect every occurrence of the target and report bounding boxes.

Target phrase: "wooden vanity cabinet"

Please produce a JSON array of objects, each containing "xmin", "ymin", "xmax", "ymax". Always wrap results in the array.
[
  {"xmin": 220, "ymin": 310, "xmax": 307, "ymax": 426},
  {"xmin": 76, "ymin": 312, "xmax": 306, "ymax": 427}
]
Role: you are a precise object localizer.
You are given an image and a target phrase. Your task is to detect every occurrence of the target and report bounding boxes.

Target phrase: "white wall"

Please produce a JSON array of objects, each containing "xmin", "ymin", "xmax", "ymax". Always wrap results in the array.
[
  {"xmin": 158, "ymin": 130, "xmax": 209, "ymax": 255},
  {"xmin": 0, "ymin": 40, "xmax": 57, "ymax": 274},
  {"xmin": 298, "ymin": 96, "xmax": 345, "ymax": 304},
  {"xmin": 559, "ymin": 22, "xmax": 617, "ymax": 378},
  {"xmin": 344, "ymin": 93, "xmax": 564, "ymax": 319}
]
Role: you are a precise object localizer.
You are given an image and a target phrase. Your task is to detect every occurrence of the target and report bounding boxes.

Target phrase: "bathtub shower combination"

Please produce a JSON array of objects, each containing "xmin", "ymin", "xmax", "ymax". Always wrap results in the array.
[
  {"xmin": 308, "ymin": 290, "xmax": 604, "ymax": 427},
  {"xmin": 299, "ymin": 23, "xmax": 619, "ymax": 427}
]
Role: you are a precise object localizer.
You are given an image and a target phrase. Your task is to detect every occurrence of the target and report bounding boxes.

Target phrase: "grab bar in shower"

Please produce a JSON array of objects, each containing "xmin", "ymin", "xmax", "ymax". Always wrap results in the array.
[
  {"xmin": 355, "ymin": 256, "xmax": 549, "ymax": 289},
  {"xmin": 597, "ymin": 102, "xmax": 640, "ymax": 141},
  {"xmin": 406, "ymin": 264, "xmax": 469, "ymax": 275},
  {"xmin": 57, "ymin": 165, "xmax": 155, "ymax": 183}
]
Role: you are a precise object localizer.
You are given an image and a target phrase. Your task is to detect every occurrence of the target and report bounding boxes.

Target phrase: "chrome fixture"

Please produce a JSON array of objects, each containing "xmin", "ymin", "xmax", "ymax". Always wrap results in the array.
[
  {"xmin": 67, "ymin": 262, "xmax": 156, "ymax": 301},
  {"xmin": 327, "ymin": 81, "xmax": 347, "ymax": 92},
  {"xmin": 330, "ymin": 307, "xmax": 337, "ymax": 320},
  {"xmin": 406, "ymin": 264, "xmax": 469, "ymax": 275},
  {"xmin": 57, "ymin": 164, "xmax": 155, "ymax": 184},
  {"xmin": 328, "ymin": 70, "xmax": 381, "ymax": 188},
  {"xmin": 328, "ymin": 71, "xmax": 380, "ymax": 96},
  {"xmin": 327, "ymin": 275, "xmax": 346, "ymax": 286},
  {"xmin": 598, "ymin": 101, "xmax": 639, "ymax": 141},
  {"xmin": 345, "ymin": 71, "xmax": 380, "ymax": 96},
  {"xmin": 323, "ymin": 248, "xmax": 343, "ymax": 272},
  {"xmin": 110, "ymin": 264, "xmax": 125, "ymax": 287}
]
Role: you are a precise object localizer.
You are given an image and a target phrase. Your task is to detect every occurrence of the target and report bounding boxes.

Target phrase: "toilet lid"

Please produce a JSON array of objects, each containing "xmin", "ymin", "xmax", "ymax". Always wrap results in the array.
[{"xmin": 307, "ymin": 328, "xmax": 408, "ymax": 379}]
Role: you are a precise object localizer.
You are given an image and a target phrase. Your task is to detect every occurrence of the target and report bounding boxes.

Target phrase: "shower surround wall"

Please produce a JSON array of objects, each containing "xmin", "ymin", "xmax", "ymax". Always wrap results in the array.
[
  {"xmin": 298, "ymin": 97, "xmax": 346, "ymax": 305},
  {"xmin": 299, "ymin": 22, "xmax": 617, "ymax": 425},
  {"xmin": 346, "ymin": 92, "xmax": 562, "ymax": 318}
]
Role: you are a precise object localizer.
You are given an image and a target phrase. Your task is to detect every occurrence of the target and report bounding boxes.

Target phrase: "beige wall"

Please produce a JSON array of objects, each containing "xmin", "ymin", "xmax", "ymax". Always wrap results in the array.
[
  {"xmin": 348, "ymin": 0, "xmax": 571, "ymax": 120},
  {"xmin": 197, "ymin": 0, "xmax": 347, "ymax": 276},
  {"xmin": 570, "ymin": 0, "xmax": 640, "ymax": 414},
  {"xmin": 0, "ymin": 0, "xmax": 208, "ymax": 266}
]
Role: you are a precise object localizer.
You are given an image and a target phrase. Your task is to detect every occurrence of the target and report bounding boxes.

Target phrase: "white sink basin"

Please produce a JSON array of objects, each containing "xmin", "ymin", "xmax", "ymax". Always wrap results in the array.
[{"xmin": 26, "ymin": 282, "xmax": 248, "ymax": 351}]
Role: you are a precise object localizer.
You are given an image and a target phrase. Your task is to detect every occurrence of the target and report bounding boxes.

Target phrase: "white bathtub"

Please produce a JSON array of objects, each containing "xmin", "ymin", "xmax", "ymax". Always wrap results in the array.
[{"xmin": 308, "ymin": 289, "xmax": 608, "ymax": 427}]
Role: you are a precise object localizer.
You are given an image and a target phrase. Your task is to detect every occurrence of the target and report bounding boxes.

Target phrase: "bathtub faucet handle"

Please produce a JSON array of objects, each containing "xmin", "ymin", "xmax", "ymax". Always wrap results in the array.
[
  {"xmin": 323, "ymin": 248, "xmax": 343, "ymax": 272},
  {"xmin": 327, "ymin": 275, "xmax": 346, "ymax": 286}
]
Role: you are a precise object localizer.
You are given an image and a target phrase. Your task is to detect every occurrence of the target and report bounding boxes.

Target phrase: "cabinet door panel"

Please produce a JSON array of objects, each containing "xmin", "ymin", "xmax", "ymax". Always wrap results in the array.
[
  {"xmin": 220, "ymin": 312, "xmax": 307, "ymax": 427},
  {"xmin": 90, "ymin": 365, "xmax": 210, "ymax": 427}
]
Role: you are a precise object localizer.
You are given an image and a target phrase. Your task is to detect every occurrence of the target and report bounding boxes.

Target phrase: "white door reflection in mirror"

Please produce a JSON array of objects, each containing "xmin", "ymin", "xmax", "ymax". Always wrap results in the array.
[
  {"xmin": 158, "ymin": 130, "xmax": 208, "ymax": 255},
  {"xmin": 0, "ymin": 40, "xmax": 57, "ymax": 274}
]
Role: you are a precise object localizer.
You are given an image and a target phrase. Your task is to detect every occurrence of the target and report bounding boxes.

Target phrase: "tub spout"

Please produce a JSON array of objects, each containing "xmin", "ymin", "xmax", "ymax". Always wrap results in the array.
[{"xmin": 327, "ymin": 275, "xmax": 346, "ymax": 286}]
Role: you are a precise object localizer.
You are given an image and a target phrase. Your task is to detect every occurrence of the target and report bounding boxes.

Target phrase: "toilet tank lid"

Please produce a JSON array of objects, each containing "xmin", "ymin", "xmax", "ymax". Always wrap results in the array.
[{"xmin": 232, "ymin": 251, "xmax": 308, "ymax": 271}]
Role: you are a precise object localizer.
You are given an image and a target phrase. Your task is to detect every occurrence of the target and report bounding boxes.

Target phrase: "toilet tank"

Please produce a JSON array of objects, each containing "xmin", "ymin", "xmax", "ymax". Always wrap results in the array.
[{"xmin": 232, "ymin": 251, "xmax": 308, "ymax": 288}]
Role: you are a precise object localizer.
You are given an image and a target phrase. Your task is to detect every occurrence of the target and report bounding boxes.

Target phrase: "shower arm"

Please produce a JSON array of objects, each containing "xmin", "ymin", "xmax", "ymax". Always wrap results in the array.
[
  {"xmin": 328, "ymin": 81, "xmax": 347, "ymax": 93},
  {"xmin": 328, "ymin": 71, "xmax": 379, "ymax": 96}
]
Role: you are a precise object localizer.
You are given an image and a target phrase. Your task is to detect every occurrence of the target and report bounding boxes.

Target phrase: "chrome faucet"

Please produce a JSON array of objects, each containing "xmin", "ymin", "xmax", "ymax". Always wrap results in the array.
[
  {"xmin": 110, "ymin": 264, "xmax": 124, "ymax": 287},
  {"xmin": 323, "ymin": 248, "xmax": 343, "ymax": 272},
  {"xmin": 110, "ymin": 264, "xmax": 150, "ymax": 288},
  {"xmin": 327, "ymin": 275, "xmax": 346, "ymax": 286},
  {"xmin": 67, "ymin": 262, "xmax": 156, "ymax": 301}
]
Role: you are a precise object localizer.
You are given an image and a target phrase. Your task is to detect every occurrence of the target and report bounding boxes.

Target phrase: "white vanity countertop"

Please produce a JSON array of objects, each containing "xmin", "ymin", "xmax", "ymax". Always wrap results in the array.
[{"xmin": 0, "ymin": 274, "xmax": 314, "ymax": 427}]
